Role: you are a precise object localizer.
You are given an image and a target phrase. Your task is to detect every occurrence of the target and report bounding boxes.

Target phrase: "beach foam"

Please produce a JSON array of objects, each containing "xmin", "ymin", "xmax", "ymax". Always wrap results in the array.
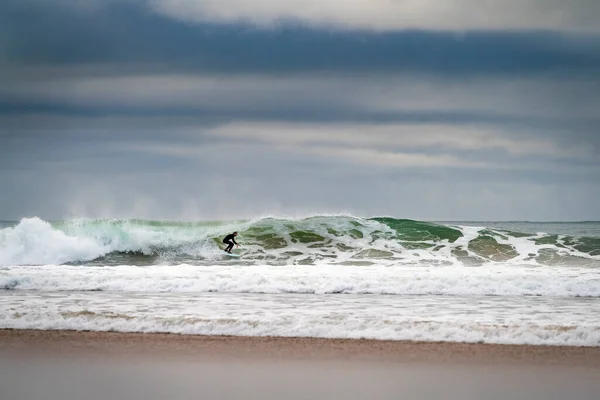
[
  {"xmin": 2, "ymin": 264, "xmax": 600, "ymax": 297},
  {"xmin": 2, "ymin": 291, "xmax": 599, "ymax": 346}
]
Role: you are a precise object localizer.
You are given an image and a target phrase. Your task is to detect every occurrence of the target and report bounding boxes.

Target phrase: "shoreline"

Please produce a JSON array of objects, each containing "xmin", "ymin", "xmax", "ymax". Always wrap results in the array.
[{"xmin": 2, "ymin": 329, "xmax": 599, "ymax": 366}]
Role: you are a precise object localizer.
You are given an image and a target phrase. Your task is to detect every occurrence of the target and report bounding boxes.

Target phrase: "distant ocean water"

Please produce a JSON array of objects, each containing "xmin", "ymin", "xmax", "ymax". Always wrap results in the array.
[{"xmin": 1, "ymin": 216, "xmax": 599, "ymax": 346}]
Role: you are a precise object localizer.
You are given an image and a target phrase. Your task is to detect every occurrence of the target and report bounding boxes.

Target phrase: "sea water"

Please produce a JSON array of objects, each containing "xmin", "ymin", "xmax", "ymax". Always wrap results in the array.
[{"xmin": 1, "ymin": 216, "xmax": 599, "ymax": 346}]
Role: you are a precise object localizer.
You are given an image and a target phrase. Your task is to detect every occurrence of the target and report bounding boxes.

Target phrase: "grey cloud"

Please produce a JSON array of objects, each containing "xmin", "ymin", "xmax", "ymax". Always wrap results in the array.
[
  {"xmin": 3, "ymin": 2, "xmax": 600, "ymax": 77},
  {"xmin": 12, "ymin": 0, "xmax": 600, "ymax": 32},
  {"xmin": 201, "ymin": 122, "xmax": 595, "ymax": 160},
  {"xmin": 3, "ymin": 72, "xmax": 599, "ymax": 123},
  {"xmin": 3, "ymin": 71, "xmax": 599, "ymax": 172},
  {"xmin": 1, "ymin": 1, "xmax": 599, "ymax": 221},
  {"xmin": 143, "ymin": 0, "xmax": 600, "ymax": 32}
]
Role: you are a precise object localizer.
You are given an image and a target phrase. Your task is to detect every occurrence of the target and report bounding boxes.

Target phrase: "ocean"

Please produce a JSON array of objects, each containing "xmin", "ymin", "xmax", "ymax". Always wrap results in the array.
[{"xmin": 1, "ymin": 216, "xmax": 599, "ymax": 346}]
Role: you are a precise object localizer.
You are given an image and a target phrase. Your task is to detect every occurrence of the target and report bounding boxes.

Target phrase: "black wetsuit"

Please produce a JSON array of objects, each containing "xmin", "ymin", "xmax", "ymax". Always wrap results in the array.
[{"xmin": 222, "ymin": 233, "xmax": 238, "ymax": 253}]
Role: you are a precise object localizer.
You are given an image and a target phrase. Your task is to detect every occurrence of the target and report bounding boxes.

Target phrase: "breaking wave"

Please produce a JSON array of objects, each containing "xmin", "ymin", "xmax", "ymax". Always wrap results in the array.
[{"xmin": 1, "ymin": 216, "xmax": 599, "ymax": 267}]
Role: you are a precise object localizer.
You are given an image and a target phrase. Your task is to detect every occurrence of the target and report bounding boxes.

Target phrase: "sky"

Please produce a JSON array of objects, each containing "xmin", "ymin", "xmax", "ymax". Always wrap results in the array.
[{"xmin": 1, "ymin": 0, "xmax": 599, "ymax": 221}]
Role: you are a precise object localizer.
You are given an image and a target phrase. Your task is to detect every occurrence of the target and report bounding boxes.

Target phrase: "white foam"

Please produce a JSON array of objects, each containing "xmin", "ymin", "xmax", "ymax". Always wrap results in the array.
[
  {"xmin": 1, "ymin": 292, "xmax": 599, "ymax": 347},
  {"xmin": 2, "ymin": 264, "xmax": 599, "ymax": 297},
  {"xmin": 0, "ymin": 218, "xmax": 107, "ymax": 266},
  {"xmin": 0, "ymin": 217, "xmax": 226, "ymax": 266}
]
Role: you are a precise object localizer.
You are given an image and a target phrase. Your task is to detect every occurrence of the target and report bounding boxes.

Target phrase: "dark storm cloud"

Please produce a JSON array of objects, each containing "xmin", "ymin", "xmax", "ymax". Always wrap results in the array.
[
  {"xmin": 1, "ymin": 1, "xmax": 598, "ymax": 130},
  {"xmin": 1, "ymin": 1, "xmax": 598, "ymax": 138},
  {"xmin": 1, "ymin": 1, "xmax": 599, "ymax": 76}
]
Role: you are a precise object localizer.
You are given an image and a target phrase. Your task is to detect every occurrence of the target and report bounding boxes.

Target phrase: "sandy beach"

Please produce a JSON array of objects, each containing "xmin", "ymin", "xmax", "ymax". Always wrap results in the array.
[{"xmin": 2, "ymin": 329, "xmax": 600, "ymax": 400}]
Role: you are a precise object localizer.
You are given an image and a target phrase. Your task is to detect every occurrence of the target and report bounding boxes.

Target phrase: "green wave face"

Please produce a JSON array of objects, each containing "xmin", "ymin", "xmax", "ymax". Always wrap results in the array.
[
  {"xmin": 371, "ymin": 218, "xmax": 463, "ymax": 249},
  {"xmin": 2, "ymin": 216, "xmax": 600, "ymax": 267}
]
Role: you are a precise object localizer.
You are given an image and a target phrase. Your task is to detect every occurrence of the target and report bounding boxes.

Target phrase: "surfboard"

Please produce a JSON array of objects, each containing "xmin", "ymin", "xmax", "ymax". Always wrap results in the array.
[{"xmin": 223, "ymin": 252, "xmax": 240, "ymax": 257}]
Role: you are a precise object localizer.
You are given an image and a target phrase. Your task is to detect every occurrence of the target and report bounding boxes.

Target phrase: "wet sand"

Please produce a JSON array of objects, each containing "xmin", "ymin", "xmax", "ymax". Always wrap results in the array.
[{"xmin": 2, "ymin": 329, "xmax": 600, "ymax": 400}]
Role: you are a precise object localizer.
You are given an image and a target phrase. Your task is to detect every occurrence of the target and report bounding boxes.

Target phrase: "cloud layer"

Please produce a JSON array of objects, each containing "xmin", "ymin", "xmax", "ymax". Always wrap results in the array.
[
  {"xmin": 149, "ymin": 0, "xmax": 600, "ymax": 32},
  {"xmin": 0, "ymin": 1, "xmax": 599, "ymax": 220},
  {"xmin": 18, "ymin": 0, "xmax": 600, "ymax": 32}
]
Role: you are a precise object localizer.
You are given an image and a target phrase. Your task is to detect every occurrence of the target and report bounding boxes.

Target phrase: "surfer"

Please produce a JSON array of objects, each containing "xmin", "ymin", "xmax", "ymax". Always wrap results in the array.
[{"xmin": 222, "ymin": 232, "xmax": 239, "ymax": 253}]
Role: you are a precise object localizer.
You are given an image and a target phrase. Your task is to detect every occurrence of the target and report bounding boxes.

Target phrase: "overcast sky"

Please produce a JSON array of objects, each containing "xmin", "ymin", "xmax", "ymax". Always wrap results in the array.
[{"xmin": 1, "ymin": 0, "xmax": 599, "ymax": 221}]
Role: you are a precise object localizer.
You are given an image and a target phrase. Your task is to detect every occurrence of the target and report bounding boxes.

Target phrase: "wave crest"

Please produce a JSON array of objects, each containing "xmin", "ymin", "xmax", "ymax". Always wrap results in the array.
[{"xmin": 1, "ymin": 216, "xmax": 599, "ymax": 267}]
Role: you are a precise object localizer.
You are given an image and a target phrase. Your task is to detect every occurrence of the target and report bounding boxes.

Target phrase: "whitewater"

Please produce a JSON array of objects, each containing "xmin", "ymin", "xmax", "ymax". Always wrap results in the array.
[{"xmin": 1, "ymin": 216, "xmax": 599, "ymax": 346}]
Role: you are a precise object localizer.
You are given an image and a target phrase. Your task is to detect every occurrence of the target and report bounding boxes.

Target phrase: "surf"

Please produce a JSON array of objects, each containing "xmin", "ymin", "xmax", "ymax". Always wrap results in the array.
[{"xmin": 0, "ymin": 216, "xmax": 599, "ymax": 267}]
